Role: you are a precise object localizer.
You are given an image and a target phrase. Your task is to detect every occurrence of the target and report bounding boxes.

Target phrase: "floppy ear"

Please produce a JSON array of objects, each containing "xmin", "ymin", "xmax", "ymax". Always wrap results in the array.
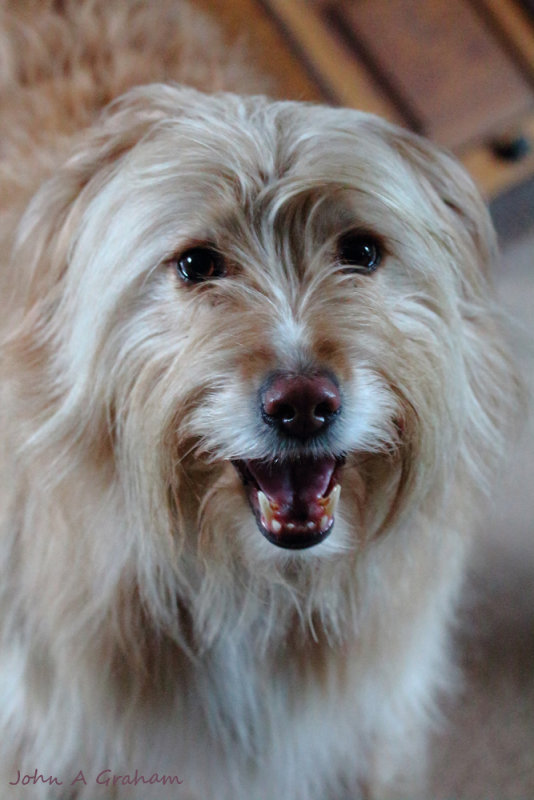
[
  {"xmin": 384, "ymin": 126, "xmax": 498, "ymax": 278},
  {"xmin": 11, "ymin": 85, "xmax": 194, "ymax": 311},
  {"xmin": 389, "ymin": 127, "xmax": 524, "ymax": 493}
]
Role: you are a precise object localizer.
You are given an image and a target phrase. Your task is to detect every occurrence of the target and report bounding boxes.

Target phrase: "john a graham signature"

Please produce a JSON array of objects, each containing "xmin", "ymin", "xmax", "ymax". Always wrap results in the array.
[{"xmin": 9, "ymin": 769, "xmax": 184, "ymax": 787}]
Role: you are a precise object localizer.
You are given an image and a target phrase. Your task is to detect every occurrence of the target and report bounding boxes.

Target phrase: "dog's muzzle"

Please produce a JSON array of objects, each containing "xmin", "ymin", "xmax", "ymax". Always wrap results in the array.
[{"xmin": 234, "ymin": 371, "xmax": 344, "ymax": 550}]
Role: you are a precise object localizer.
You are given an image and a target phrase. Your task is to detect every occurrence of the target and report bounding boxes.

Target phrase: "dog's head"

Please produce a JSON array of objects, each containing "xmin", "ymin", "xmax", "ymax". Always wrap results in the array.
[{"xmin": 10, "ymin": 85, "xmax": 516, "ymax": 612}]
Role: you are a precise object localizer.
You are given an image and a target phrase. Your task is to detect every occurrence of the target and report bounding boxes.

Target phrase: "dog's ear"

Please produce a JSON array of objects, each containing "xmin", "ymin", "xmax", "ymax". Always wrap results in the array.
[
  {"xmin": 12, "ymin": 85, "xmax": 194, "ymax": 310},
  {"xmin": 387, "ymin": 126, "xmax": 524, "ymax": 492},
  {"xmin": 384, "ymin": 126, "xmax": 497, "ymax": 277}
]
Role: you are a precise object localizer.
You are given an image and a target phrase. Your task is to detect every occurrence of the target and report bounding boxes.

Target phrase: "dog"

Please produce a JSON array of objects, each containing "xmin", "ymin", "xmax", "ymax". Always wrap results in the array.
[{"xmin": 0, "ymin": 1, "xmax": 520, "ymax": 798}]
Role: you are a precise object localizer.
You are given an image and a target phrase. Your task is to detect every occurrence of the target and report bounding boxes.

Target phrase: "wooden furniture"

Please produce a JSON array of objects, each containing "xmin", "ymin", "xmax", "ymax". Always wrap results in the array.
[
  {"xmin": 259, "ymin": 0, "xmax": 534, "ymax": 199},
  {"xmin": 195, "ymin": 0, "xmax": 325, "ymax": 104}
]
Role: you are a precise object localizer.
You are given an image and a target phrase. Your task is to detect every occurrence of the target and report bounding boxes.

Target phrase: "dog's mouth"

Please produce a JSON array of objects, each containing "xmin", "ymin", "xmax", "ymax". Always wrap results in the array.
[{"xmin": 233, "ymin": 456, "xmax": 343, "ymax": 549}]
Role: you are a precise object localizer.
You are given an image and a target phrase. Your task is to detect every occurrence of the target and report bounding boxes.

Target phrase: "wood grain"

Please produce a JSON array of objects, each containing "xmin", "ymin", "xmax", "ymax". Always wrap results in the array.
[
  {"xmin": 334, "ymin": 0, "xmax": 533, "ymax": 149},
  {"xmin": 194, "ymin": 0, "xmax": 324, "ymax": 102}
]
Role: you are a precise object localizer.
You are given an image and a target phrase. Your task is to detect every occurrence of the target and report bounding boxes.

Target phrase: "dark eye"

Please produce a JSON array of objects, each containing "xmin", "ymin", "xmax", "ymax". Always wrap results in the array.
[
  {"xmin": 175, "ymin": 247, "xmax": 225, "ymax": 283},
  {"xmin": 337, "ymin": 233, "xmax": 382, "ymax": 274}
]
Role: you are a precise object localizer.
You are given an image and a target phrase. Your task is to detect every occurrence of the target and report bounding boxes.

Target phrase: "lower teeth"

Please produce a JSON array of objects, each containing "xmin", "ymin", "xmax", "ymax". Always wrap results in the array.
[{"xmin": 257, "ymin": 484, "xmax": 340, "ymax": 536}]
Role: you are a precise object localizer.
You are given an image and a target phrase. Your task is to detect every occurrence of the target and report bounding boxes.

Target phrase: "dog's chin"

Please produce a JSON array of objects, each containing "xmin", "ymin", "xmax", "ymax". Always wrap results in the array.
[{"xmin": 232, "ymin": 456, "xmax": 344, "ymax": 550}]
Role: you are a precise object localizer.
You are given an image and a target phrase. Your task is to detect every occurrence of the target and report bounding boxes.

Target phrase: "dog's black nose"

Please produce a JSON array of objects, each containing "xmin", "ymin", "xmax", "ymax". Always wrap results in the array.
[{"xmin": 261, "ymin": 372, "xmax": 341, "ymax": 439}]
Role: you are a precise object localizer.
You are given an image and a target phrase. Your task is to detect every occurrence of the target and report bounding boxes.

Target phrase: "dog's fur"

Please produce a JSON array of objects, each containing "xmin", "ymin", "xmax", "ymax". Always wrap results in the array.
[{"xmin": 0, "ymin": 2, "xmax": 520, "ymax": 798}]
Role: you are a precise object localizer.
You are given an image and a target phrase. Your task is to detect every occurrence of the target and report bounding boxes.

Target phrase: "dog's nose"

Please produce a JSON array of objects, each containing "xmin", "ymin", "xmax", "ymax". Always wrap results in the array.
[{"xmin": 261, "ymin": 372, "xmax": 341, "ymax": 439}]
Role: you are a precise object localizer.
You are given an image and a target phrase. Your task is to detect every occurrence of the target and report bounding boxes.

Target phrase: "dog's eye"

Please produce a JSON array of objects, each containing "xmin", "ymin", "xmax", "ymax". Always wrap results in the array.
[
  {"xmin": 175, "ymin": 247, "xmax": 225, "ymax": 283},
  {"xmin": 337, "ymin": 233, "xmax": 382, "ymax": 274}
]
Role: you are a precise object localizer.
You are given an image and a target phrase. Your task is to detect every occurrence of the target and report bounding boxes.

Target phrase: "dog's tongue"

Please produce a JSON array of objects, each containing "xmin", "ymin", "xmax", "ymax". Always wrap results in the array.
[
  {"xmin": 244, "ymin": 456, "xmax": 341, "ymax": 549},
  {"xmin": 247, "ymin": 457, "xmax": 335, "ymax": 516}
]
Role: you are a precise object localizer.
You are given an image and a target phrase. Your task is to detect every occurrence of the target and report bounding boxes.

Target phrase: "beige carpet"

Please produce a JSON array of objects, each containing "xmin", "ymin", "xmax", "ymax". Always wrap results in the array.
[{"xmin": 429, "ymin": 209, "xmax": 534, "ymax": 799}]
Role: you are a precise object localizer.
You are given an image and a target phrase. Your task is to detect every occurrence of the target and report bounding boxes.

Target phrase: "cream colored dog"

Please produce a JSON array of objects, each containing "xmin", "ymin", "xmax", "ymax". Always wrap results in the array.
[{"xmin": 0, "ymin": 2, "xmax": 519, "ymax": 799}]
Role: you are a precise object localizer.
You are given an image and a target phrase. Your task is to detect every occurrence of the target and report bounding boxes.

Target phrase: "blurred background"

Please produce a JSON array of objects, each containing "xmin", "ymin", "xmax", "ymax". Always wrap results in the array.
[{"xmin": 195, "ymin": 1, "xmax": 534, "ymax": 796}]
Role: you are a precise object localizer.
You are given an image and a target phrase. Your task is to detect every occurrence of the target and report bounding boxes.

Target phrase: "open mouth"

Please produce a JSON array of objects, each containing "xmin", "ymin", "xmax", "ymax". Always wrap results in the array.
[{"xmin": 233, "ymin": 456, "xmax": 343, "ymax": 549}]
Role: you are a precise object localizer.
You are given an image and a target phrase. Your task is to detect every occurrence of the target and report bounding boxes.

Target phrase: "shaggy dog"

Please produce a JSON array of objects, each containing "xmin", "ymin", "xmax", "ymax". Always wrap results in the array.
[{"xmin": 0, "ymin": 2, "xmax": 519, "ymax": 798}]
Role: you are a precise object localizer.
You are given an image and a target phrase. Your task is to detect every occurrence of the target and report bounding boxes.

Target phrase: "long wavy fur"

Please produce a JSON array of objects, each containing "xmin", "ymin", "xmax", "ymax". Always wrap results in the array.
[{"xmin": 0, "ymin": 2, "xmax": 521, "ymax": 799}]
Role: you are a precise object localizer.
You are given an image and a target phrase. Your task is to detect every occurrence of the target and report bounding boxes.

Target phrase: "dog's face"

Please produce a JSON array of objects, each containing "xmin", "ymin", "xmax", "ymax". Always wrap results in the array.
[{"xmin": 13, "ymin": 86, "xmax": 507, "ymax": 586}]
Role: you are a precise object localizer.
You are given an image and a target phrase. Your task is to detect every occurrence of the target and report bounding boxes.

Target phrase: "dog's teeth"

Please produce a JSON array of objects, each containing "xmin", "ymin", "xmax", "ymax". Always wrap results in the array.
[
  {"xmin": 258, "ymin": 491, "xmax": 274, "ymax": 524},
  {"xmin": 319, "ymin": 483, "xmax": 341, "ymax": 517},
  {"xmin": 258, "ymin": 491, "xmax": 283, "ymax": 533},
  {"xmin": 258, "ymin": 486, "xmax": 340, "ymax": 536}
]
